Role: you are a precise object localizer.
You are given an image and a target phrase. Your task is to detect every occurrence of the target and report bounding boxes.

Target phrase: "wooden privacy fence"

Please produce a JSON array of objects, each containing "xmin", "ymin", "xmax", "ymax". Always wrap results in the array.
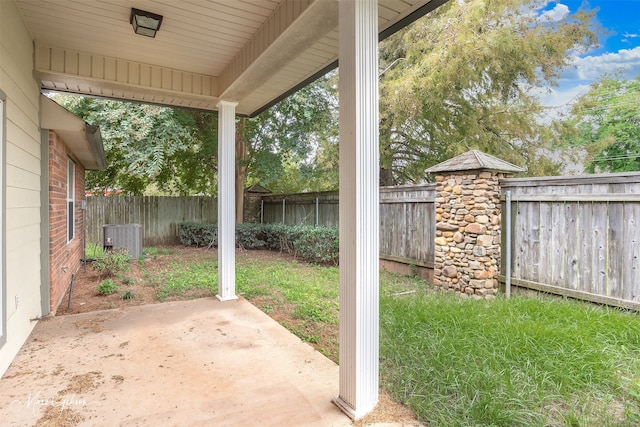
[
  {"xmin": 261, "ymin": 190, "xmax": 339, "ymax": 226},
  {"xmin": 86, "ymin": 187, "xmax": 436, "ymax": 269},
  {"xmin": 380, "ymin": 185, "xmax": 436, "ymax": 268},
  {"xmin": 500, "ymin": 172, "xmax": 640, "ymax": 310},
  {"xmin": 83, "ymin": 170, "xmax": 640, "ymax": 310},
  {"xmin": 261, "ymin": 185, "xmax": 436, "ymax": 268},
  {"xmin": 85, "ymin": 196, "xmax": 217, "ymax": 246}
]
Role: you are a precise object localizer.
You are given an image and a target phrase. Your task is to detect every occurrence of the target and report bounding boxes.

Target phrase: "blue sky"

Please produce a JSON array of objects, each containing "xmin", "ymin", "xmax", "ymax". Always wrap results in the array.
[{"xmin": 535, "ymin": 0, "xmax": 640, "ymax": 110}]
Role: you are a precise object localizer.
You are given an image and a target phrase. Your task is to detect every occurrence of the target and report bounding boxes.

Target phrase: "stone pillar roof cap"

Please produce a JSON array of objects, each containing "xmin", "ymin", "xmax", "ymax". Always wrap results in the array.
[{"xmin": 426, "ymin": 150, "xmax": 526, "ymax": 174}]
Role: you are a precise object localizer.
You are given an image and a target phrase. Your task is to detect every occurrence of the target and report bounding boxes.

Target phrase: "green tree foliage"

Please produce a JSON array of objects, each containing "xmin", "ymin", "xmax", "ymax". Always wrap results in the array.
[
  {"xmin": 55, "ymin": 94, "xmax": 201, "ymax": 195},
  {"xmin": 168, "ymin": 109, "xmax": 218, "ymax": 195},
  {"xmin": 55, "ymin": 73, "xmax": 338, "ymax": 197},
  {"xmin": 378, "ymin": 0, "xmax": 598, "ymax": 184},
  {"xmin": 558, "ymin": 76, "xmax": 640, "ymax": 173},
  {"xmin": 242, "ymin": 73, "xmax": 339, "ymax": 194}
]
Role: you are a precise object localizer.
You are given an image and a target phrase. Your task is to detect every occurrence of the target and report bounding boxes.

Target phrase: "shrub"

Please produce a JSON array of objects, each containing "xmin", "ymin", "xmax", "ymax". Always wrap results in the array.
[
  {"xmin": 97, "ymin": 279, "xmax": 119, "ymax": 295},
  {"xmin": 289, "ymin": 226, "xmax": 339, "ymax": 264},
  {"xmin": 235, "ymin": 223, "xmax": 267, "ymax": 249},
  {"xmin": 121, "ymin": 290, "xmax": 134, "ymax": 300},
  {"xmin": 93, "ymin": 249, "xmax": 130, "ymax": 277},
  {"xmin": 179, "ymin": 222, "xmax": 218, "ymax": 247},
  {"xmin": 178, "ymin": 222, "xmax": 339, "ymax": 264}
]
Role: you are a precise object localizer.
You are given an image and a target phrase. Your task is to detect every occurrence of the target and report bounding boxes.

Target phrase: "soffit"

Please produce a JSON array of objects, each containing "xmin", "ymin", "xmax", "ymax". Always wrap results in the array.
[
  {"xmin": 16, "ymin": 0, "xmax": 446, "ymax": 116},
  {"xmin": 40, "ymin": 95, "xmax": 106, "ymax": 171}
]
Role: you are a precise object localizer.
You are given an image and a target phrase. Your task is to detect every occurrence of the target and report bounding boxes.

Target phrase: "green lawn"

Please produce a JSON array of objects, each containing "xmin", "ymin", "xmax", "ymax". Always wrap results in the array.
[
  {"xmin": 150, "ymin": 249, "xmax": 640, "ymax": 426},
  {"xmin": 381, "ymin": 292, "xmax": 640, "ymax": 426}
]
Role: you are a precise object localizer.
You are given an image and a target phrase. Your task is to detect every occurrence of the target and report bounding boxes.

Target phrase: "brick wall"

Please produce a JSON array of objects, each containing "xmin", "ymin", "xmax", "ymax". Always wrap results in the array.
[{"xmin": 48, "ymin": 130, "xmax": 86, "ymax": 314}]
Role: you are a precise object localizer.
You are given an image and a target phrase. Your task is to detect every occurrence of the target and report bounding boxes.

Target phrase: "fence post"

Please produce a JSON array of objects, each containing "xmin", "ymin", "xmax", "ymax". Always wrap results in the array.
[
  {"xmin": 505, "ymin": 190, "xmax": 512, "ymax": 299},
  {"xmin": 316, "ymin": 197, "xmax": 319, "ymax": 226},
  {"xmin": 426, "ymin": 151, "xmax": 524, "ymax": 299},
  {"xmin": 282, "ymin": 199, "xmax": 286, "ymax": 224}
]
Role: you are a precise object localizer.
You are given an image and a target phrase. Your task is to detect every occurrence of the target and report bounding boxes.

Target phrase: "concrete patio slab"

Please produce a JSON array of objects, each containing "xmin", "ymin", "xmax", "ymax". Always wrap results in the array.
[{"xmin": 0, "ymin": 298, "xmax": 353, "ymax": 426}]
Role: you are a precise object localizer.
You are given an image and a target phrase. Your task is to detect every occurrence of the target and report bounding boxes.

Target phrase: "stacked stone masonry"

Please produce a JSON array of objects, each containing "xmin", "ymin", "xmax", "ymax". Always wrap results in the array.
[{"xmin": 433, "ymin": 170, "xmax": 506, "ymax": 299}]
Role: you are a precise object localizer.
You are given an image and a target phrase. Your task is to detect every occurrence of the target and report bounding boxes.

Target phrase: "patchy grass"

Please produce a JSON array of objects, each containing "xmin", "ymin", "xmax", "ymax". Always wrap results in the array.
[
  {"xmin": 144, "ymin": 246, "xmax": 176, "ymax": 256},
  {"xmin": 97, "ymin": 246, "xmax": 640, "ymax": 426},
  {"xmin": 154, "ymin": 261, "xmax": 218, "ymax": 301},
  {"xmin": 85, "ymin": 243, "xmax": 104, "ymax": 259},
  {"xmin": 380, "ymin": 291, "xmax": 640, "ymax": 426},
  {"xmin": 236, "ymin": 256, "xmax": 342, "ymax": 360}
]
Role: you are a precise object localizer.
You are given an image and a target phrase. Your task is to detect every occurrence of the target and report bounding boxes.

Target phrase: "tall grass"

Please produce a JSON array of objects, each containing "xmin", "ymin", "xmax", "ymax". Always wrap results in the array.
[{"xmin": 381, "ymin": 291, "xmax": 640, "ymax": 426}]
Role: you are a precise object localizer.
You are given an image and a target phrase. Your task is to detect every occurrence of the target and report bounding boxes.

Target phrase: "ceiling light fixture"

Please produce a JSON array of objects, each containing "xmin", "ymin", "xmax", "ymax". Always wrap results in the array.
[{"xmin": 130, "ymin": 8, "xmax": 163, "ymax": 38}]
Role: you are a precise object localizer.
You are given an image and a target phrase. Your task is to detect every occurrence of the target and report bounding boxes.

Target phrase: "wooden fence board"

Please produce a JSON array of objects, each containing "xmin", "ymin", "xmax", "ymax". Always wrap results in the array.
[
  {"xmin": 86, "ymin": 196, "xmax": 217, "ymax": 246},
  {"xmin": 608, "ymin": 202, "xmax": 624, "ymax": 298},
  {"xmin": 592, "ymin": 202, "xmax": 608, "ymax": 296},
  {"xmin": 577, "ymin": 202, "xmax": 593, "ymax": 293},
  {"xmin": 565, "ymin": 201, "xmax": 579, "ymax": 290},
  {"xmin": 537, "ymin": 202, "xmax": 553, "ymax": 286},
  {"xmin": 502, "ymin": 171, "xmax": 640, "ymax": 309},
  {"xmin": 623, "ymin": 202, "xmax": 640, "ymax": 301}
]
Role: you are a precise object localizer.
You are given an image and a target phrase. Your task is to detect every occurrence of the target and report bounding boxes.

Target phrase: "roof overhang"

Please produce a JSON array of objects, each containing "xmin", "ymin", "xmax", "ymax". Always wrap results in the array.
[
  {"xmin": 40, "ymin": 95, "xmax": 107, "ymax": 171},
  {"xmin": 17, "ymin": 0, "xmax": 449, "ymax": 116}
]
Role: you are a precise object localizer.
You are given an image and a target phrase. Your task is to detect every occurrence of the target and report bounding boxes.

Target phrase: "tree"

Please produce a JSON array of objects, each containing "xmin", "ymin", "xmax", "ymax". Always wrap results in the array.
[
  {"xmin": 232, "ymin": 75, "xmax": 338, "ymax": 221},
  {"xmin": 54, "ymin": 94, "xmax": 203, "ymax": 195},
  {"xmin": 378, "ymin": 0, "xmax": 599, "ymax": 184},
  {"xmin": 558, "ymin": 76, "xmax": 640, "ymax": 173},
  {"xmin": 237, "ymin": 73, "xmax": 338, "ymax": 190},
  {"xmin": 54, "ymin": 75, "xmax": 339, "ymax": 206}
]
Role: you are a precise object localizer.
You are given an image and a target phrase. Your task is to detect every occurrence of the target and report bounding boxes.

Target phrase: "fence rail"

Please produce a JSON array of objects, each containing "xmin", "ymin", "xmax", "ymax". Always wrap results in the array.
[
  {"xmin": 500, "ymin": 172, "xmax": 640, "ymax": 310},
  {"xmin": 85, "ymin": 196, "xmax": 217, "ymax": 246},
  {"xmin": 380, "ymin": 185, "xmax": 435, "ymax": 268},
  {"xmin": 84, "ymin": 171, "xmax": 640, "ymax": 311},
  {"xmin": 261, "ymin": 190, "xmax": 339, "ymax": 226},
  {"xmin": 261, "ymin": 185, "xmax": 436, "ymax": 268}
]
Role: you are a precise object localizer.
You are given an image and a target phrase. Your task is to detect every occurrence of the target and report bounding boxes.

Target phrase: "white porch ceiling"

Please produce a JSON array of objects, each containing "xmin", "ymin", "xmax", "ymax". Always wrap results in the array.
[{"xmin": 15, "ymin": 0, "xmax": 446, "ymax": 116}]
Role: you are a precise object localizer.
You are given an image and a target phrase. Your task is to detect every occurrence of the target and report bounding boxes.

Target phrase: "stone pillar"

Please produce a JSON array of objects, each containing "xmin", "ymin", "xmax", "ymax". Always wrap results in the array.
[{"xmin": 427, "ymin": 151, "xmax": 524, "ymax": 299}]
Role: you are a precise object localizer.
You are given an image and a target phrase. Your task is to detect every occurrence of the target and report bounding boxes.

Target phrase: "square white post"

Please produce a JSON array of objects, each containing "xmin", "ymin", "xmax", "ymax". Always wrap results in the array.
[
  {"xmin": 217, "ymin": 100, "xmax": 238, "ymax": 301},
  {"xmin": 333, "ymin": 0, "xmax": 380, "ymax": 419}
]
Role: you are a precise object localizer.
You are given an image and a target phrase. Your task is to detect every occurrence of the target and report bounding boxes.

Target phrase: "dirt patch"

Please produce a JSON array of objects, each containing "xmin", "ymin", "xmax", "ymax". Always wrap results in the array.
[
  {"xmin": 356, "ymin": 392, "xmax": 423, "ymax": 426},
  {"xmin": 35, "ymin": 406, "xmax": 84, "ymax": 427},
  {"xmin": 58, "ymin": 246, "xmax": 215, "ymax": 315},
  {"xmin": 31, "ymin": 371, "xmax": 103, "ymax": 427},
  {"xmin": 60, "ymin": 372, "xmax": 103, "ymax": 395}
]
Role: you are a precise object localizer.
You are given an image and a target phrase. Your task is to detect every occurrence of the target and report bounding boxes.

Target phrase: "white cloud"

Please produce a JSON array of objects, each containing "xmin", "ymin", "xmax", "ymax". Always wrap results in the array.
[
  {"xmin": 534, "ymin": 46, "xmax": 640, "ymax": 121},
  {"xmin": 538, "ymin": 3, "xmax": 569, "ymax": 22},
  {"xmin": 536, "ymin": 84, "xmax": 591, "ymax": 107},
  {"xmin": 561, "ymin": 46, "xmax": 640, "ymax": 81},
  {"xmin": 623, "ymin": 32, "xmax": 640, "ymax": 39},
  {"xmin": 532, "ymin": 84, "xmax": 591, "ymax": 123}
]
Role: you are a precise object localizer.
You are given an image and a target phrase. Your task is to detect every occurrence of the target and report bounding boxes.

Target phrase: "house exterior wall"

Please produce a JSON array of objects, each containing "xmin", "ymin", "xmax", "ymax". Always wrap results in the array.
[
  {"xmin": 48, "ymin": 131, "xmax": 85, "ymax": 314},
  {"xmin": 0, "ymin": 0, "xmax": 46, "ymax": 375}
]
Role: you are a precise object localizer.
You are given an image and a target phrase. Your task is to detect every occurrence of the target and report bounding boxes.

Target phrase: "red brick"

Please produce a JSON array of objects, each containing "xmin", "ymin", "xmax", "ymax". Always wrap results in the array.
[{"xmin": 48, "ymin": 130, "xmax": 87, "ymax": 314}]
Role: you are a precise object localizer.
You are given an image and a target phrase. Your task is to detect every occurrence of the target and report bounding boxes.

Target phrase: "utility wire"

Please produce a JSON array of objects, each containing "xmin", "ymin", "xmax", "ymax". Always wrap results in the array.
[{"xmin": 593, "ymin": 153, "xmax": 640, "ymax": 162}]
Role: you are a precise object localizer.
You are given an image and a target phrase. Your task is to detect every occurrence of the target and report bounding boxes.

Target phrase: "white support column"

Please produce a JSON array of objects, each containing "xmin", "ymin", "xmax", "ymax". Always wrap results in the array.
[
  {"xmin": 217, "ymin": 100, "xmax": 238, "ymax": 301},
  {"xmin": 333, "ymin": 0, "xmax": 379, "ymax": 420}
]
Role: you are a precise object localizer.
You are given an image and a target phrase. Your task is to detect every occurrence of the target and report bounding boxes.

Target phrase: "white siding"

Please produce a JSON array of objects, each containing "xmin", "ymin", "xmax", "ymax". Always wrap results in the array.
[{"xmin": 0, "ymin": 0, "xmax": 44, "ymax": 376}]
